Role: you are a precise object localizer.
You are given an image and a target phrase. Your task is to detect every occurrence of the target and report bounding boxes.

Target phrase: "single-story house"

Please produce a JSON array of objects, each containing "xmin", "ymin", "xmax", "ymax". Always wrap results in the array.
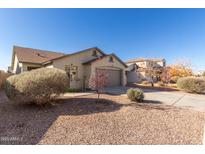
[{"xmin": 10, "ymin": 46, "xmax": 127, "ymax": 89}]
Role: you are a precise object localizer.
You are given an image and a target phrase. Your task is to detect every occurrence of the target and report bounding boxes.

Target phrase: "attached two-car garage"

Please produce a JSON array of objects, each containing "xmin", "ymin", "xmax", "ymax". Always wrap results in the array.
[
  {"xmin": 96, "ymin": 68, "xmax": 122, "ymax": 87},
  {"xmin": 89, "ymin": 54, "xmax": 127, "ymax": 89}
]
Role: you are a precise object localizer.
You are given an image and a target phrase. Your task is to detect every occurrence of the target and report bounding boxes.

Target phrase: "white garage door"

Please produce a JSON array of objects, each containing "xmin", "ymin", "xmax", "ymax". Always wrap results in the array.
[{"xmin": 97, "ymin": 69, "xmax": 121, "ymax": 87}]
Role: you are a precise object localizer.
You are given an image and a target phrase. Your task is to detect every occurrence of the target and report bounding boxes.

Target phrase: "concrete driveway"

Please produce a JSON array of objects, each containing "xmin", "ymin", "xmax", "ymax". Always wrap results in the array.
[{"xmin": 102, "ymin": 87, "xmax": 205, "ymax": 112}]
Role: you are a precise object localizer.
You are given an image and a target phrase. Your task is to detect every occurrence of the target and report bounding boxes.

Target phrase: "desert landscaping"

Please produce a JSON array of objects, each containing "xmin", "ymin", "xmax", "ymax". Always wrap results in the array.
[
  {"xmin": 0, "ymin": 60, "xmax": 205, "ymax": 145},
  {"xmin": 0, "ymin": 89, "xmax": 205, "ymax": 145}
]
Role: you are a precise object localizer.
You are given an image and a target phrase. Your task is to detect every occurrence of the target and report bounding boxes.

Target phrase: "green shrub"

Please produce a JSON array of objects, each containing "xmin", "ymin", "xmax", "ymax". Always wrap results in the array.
[
  {"xmin": 127, "ymin": 88, "xmax": 144, "ymax": 102},
  {"xmin": 5, "ymin": 68, "xmax": 69, "ymax": 105},
  {"xmin": 177, "ymin": 77, "xmax": 205, "ymax": 93}
]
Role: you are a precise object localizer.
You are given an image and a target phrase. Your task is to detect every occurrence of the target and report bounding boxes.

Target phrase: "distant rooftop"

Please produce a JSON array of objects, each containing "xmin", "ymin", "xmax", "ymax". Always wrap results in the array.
[{"xmin": 126, "ymin": 57, "xmax": 165, "ymax": 63}]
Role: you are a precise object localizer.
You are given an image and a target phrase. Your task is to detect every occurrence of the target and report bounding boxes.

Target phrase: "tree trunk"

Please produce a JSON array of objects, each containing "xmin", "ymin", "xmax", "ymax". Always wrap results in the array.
[
  {"xmin": 98, "ymin": 93, "xmax": 100, "ymax": 100},
  {"xmin": 151, "ymin": 76, "xmax": 154, "ymax": 87},
  {"xmin": 96, "ymin": 89, "xmax": 100, "ymax": 102}
]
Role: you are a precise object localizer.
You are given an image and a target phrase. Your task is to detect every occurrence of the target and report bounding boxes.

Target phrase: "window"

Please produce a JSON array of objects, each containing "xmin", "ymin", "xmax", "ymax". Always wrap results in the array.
[
  {"xmin": 92, "ymin": 50, "xmax": 97, "ymax": 57},
  {"xmin": 109, "ymin": 56, "xmax": 114, "ymax": 62},
  {"xmin": 163, "ymin": 61, "xmax": 166, "ymax": 67},
  {"xmin": 27, "ymin": 66, "xmax": 41, "ymax": 71}
]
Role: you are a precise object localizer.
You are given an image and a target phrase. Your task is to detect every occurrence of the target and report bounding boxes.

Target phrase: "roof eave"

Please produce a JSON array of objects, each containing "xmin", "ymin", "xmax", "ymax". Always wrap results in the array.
[
  {"xmin": 18, "ymin": 61, "xmax": 43, "ymax": 66},
  {"xmin": 42, "ymin": 61, "xmax": 53, "ymax": 65},
  {"xmin": 49, "ymin": 47, "xmax": 106, "ymax": 62}
]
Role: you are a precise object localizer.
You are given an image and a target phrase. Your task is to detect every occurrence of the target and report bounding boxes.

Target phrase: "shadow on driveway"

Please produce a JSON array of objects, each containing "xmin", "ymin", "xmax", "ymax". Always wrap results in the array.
[{"xmin": 143, "ymin": 99, "xmax": 163, "ymax": 104}]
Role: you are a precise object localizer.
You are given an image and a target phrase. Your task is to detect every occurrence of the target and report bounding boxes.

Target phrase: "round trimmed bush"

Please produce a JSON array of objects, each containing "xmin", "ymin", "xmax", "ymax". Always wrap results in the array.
[
  {"xmin": 127, "ymin": 88, "xmax": 144, "ymax": 102},
  {"xmin": 177, "ymin": 77, "xmax": 205, "ymax": 93},
  {"xmin": 5, "ymin": 68, "xmax": 69, "ymax": 105}
]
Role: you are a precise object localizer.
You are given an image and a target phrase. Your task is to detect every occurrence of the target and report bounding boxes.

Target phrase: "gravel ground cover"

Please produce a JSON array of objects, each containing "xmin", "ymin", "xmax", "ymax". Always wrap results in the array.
[{"xmin": 0, "ymin": 90, "xmax": 205, "ymax": 145}]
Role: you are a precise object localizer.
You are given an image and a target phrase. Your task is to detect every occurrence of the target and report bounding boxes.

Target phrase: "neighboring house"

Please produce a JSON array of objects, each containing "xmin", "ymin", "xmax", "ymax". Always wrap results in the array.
[
  {"xmin": 126, "ymin": 58, "xmax": 166, "ymax": 69},
  {"xmin": 10, "ymin": 46, "xmax": 127, "ymax": 89},
  {"xmin": 126, "ymin": 58, "xmax": 166, "ymax": 83}
]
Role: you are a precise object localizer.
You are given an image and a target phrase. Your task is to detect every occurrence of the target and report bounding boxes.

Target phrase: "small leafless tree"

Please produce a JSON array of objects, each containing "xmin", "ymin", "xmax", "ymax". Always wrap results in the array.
[
  {"xmin": 145, "ymin": 66, "xmax": 163, "ymax": 87},
  {"xmin": 160, "ymin": 67, "xmax": 172, "ymax": 84},
  {"xmin": 89, "ymin": 69, "xmax": 109, "ymax": 100}
]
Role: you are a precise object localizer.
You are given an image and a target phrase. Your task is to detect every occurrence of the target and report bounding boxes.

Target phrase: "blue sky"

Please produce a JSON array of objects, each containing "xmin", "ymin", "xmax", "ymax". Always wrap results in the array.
[{"xmin": 0, "ymin": 9, "xmax": 205, "ymax": 71}]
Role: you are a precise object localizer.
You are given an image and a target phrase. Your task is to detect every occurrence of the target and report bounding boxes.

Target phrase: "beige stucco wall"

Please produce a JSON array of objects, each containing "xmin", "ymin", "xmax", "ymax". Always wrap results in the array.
[
  {"xmin": 83, "ymin": 64, "xmax": 91, "ymax": 89},
  {"xmin": 52, "ymin": 49, "xmax": 104, "ymax": 89},
  {"xmin": 90, "ymin": 55, "xmax": 127, "ymax": 87},
  {"xmin": 127, "ymin": 71, "xmax": 143, "ymax": 83},
  {"xmin": 13, "ymin": 54, "xmax": 22, "ymax": 74},
  {"xmin": 127, "ymin": 70, "xmax": 158, "ymax": 83},
  {"xmin": 136, "ymin": 61, "xmax": 147, "ymax": 68}
]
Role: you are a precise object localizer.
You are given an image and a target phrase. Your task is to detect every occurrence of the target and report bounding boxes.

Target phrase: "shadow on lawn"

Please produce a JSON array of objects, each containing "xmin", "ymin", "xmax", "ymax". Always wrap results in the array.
[
  {"xmin": 54, "ymin": 97, "xmax": 123, "ymax": 115},
  {"xmin": 0, "ymin": 93, "xmax": 123, "ymax": 145}
]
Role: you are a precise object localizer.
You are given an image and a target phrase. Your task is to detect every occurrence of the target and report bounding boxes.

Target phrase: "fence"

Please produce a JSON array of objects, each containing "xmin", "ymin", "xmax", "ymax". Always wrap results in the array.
[{"xmin": 0, "ymin": 70, "xmax": 12, "ymax": 89}]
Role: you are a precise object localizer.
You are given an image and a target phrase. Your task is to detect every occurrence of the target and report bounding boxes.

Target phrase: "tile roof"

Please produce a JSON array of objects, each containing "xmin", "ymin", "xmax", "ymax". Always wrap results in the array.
[
  {"xmin": 11, "ymin": 46, "xmax": 127, "ymax": 68},
  {"xmin": 13, "ymin": 46, "xmax": 65, "ymax": 64}
]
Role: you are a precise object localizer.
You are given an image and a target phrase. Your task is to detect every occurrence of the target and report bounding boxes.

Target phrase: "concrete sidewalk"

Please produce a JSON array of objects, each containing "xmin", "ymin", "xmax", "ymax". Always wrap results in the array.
[{"xmin": 58, "ymin": 92, "xmax": 94, "ymax": 99}]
